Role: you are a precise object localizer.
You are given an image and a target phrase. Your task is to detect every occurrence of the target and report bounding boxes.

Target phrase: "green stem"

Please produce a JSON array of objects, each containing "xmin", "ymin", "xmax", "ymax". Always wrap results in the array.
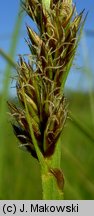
[
  {"xmin": 41, "ymin": 168, "xmax": 64, "ymax": 200},
  {"xmin": 41, "ymin": 138, "xmax": 64, "ymax": 200}
]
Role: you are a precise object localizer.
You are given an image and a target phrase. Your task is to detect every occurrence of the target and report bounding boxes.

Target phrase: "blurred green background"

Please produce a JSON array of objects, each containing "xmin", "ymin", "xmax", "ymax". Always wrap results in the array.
[{"xmin": 0, "ymin": 1, "xmax": 94, "ymax": 199}]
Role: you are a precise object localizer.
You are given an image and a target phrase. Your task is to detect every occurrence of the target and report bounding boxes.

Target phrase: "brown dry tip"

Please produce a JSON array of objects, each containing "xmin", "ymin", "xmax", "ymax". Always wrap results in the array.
[{"xmin": 50, "ymin": 168, "xmax": 64, "ymax": 190}]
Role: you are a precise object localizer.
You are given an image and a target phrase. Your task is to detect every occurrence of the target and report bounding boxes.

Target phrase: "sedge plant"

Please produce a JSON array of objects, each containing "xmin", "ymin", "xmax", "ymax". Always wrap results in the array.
[{"xmin": 8, "ymin": 0, "xmax": 84, "ymax": 199}]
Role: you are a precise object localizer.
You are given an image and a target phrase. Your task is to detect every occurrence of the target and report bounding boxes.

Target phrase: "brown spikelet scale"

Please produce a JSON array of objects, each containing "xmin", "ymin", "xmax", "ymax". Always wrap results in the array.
[{"xmin": 8, "ymin": 0, "xmax": 84, "ymax": 159}]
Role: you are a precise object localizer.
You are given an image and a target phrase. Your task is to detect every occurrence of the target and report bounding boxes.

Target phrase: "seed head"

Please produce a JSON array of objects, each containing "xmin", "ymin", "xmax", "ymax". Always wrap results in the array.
[{"xmin": 8, "ymin": 0, "xmax": 84, "ymax": 159}]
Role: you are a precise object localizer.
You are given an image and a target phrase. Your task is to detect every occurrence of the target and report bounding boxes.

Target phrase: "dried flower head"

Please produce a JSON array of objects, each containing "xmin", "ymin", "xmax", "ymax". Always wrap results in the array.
[{"xmin": 8, "ymin": 0, "xmax": 84, "ymax": 160}]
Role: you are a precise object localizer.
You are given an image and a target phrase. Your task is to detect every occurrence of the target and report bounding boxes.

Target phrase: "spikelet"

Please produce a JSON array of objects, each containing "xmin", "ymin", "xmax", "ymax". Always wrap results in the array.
[{"xmin": 8, "ymin": 0, "xmax": 84, "ymax": 159}]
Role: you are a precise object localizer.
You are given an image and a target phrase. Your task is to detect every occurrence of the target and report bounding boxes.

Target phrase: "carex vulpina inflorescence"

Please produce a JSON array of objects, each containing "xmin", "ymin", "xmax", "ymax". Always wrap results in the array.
[{"xmin": 8, "ymin": 0, "xmax": 84, "ymax": 159}]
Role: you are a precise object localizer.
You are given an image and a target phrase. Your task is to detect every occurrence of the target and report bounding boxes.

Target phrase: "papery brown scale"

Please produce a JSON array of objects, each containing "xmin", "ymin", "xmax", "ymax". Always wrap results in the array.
[
  {"xmin": 50, "ymin": 168, "xmax": 64, "ymax": 190},
  {"xmin": 48, "ymin": 38, "xmax": 57, "ymax": 54},
  {"xmin": 53, "ymin": 118, "xmax": 60, "ymax": 132},
  {"xmin": 41, "ymin": 9, "xmax": 48, "ymax": 29},
  {"xmin": 24, "ymin": 0, "xmax": 39, "ymax": 21},
  {"xmin": 44, "ymin": 131, "xmax": 61, "ymax": 158},
  {"xmin": 40, "ymin": 55, "xmax": 48, "ymax": 72},
  {"xmin": 44, "ymin": 141, "xmax": 56, "ymax": 157},
  {"xmin": 8, "ymin": 102, "xmax": 20, "ymax": 115},
  {"xmin": 54, "ymin": 69, "xmax": 64, "ymax": 86},
  {"xmin": 19, "ymin": 116, "xmax": 29, "ymax": 130},
  {"xmin": 62, "ymin": 6, "xmax": 75, "ymax": 28},
  {"xmin": 23, "ymin": 85, "xmax": 36, "ymax": 104},
  {"xmin": 27, "ymin": 26, "xmax": 42, "ymax": 47},
  {"xmin": 41, "ymin": 105, "xmax": 49, "ymax": 126}
]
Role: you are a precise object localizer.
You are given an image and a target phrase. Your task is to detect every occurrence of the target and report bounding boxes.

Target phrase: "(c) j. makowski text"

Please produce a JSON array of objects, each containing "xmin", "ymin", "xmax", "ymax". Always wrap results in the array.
[{"xmin": 20, "ymin": 203, "xmax": 79, "ymax": 213}]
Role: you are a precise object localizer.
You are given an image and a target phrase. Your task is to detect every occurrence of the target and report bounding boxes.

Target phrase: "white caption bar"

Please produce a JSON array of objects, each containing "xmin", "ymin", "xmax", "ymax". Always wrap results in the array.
[{"xmin": 0, "ymin": 200, "xmax": 94, "ymax": 216}]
